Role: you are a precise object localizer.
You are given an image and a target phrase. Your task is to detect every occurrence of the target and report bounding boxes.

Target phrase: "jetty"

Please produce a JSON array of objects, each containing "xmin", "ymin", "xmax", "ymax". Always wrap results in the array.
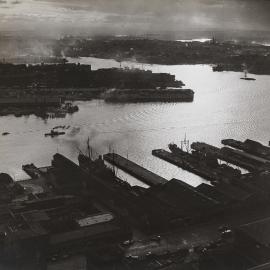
[
  {"xmin": 103, "ymin": 153, "xmax": 166, "ymax": 186},
  {"xmin": 222, "ymin": 139, "xmax": 270, "ymax": 161},
  {"xmin": 191, "ymin": 142, "xmax": 270, "ymax": 172},
  {"xmin": 152, "ymin": 149, "xmax": 240, "ymax": 183}
]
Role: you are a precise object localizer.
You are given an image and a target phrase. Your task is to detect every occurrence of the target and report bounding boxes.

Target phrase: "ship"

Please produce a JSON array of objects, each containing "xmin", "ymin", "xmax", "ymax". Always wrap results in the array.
[
  {"xmin": 169, "ymin": 142, "xmax": 220, "ymax": 168},
  {"xmin": 240, "ymin": 66, "xmax": 256, "ymax": 81},
  {"xmin": 77, "ymin": 139, "xmax": 117, "ymax": 181},
  {"xmin": 45, "ymin": 129, "xmax": 65, "ymax": 137},
  {"xmin": 168, "ymin": 142, "xmax": 241, "ymax": 178}
]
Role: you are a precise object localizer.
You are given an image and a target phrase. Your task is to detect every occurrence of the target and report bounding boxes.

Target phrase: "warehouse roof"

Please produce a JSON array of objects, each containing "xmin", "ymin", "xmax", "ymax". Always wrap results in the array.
[{"xmin": 238, "ymin": 217, "xmax": 270, "ymax": 246}]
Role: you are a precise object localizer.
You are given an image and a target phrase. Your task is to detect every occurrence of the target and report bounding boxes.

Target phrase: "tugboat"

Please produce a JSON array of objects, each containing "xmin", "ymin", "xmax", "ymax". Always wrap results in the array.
[{"xmin": 45, "ymin": 129, "xmax": 65, "ymax": 137}]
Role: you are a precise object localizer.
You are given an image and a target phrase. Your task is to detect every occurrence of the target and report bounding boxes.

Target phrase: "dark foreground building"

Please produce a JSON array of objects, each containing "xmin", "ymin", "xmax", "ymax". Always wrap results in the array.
[
  {"xmin": 235, "ymin": 217, "xmax": 270, "ymax": 264},
  {"xmin": 0, "ymin": 195, "xmax": 131, "ymax": 267}
]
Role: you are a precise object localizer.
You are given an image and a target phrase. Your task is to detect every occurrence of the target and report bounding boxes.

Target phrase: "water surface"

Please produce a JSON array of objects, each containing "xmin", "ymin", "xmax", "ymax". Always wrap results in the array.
[{"xmin": 1, "ymin": 57, "xmax": 270, "ymax": 187}]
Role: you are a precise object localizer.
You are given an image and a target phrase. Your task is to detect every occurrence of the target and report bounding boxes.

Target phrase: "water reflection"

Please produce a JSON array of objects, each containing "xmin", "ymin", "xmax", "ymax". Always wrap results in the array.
[{"xmin": 1, "ymin": 57, "xmax": 270, "ymax": 187}]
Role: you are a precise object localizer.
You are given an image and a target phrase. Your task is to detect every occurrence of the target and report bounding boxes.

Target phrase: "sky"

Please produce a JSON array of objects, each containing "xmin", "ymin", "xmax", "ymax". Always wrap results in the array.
[{"xmin": 0, "ymin": 0, "xmax": 269, "ymax": 36}]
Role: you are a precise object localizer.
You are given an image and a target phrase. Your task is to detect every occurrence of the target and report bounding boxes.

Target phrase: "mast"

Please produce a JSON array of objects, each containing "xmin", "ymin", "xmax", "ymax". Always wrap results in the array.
[
  {"xmin": 243, "ymin": 63, "xmax": 248, "ymax": 78},
  {"xmin": 112, "ymin": 147, "xmax": 116, "ymax": 176},
  {"xmin": 180, "ymin": 133, "xmax": 190, "ymax": 152},
  {"xmin": 87, "ymin": 137, "xmax": 92, "ymax": 160}
]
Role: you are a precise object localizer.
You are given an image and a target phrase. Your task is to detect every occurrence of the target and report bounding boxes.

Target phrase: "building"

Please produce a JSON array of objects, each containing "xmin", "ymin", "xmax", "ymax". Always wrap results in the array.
[
  {"xmin": 0, "ymin": 173, "xmax": 24, "ymax": 203},
  {"xmin": 235, "ymin": 217, "xmax": 270, "ymax": 264},
  {"xmin": 140, "ymin": 179, "xmax": 222, "ymax": 230},
  {"xmin": 0, "ymin": 195, "xmax": 131, "ymax": 264},
  {"xmin": 248, "ymin": 263, "xmax": 270, "ymax": 270}
]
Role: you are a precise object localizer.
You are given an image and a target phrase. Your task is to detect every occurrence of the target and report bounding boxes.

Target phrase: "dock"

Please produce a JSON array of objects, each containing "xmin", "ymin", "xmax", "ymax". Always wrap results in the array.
[
  {"xmin": 222, "ymin": 147, "xmax": 270, "ymax": 167},
  {"xmin": 152, "ymin": 148, "xmax": 269, "ymax": 203},
  {"xmin": 152, "ymin": 149, "xmax": 239, "ymax": 183},
  {"xmin": 103, "ymin": 153, "xmax": 167, "ymax": 186},
  {"xmin": 190, "ymin": 142, "xmax": 268, "ymax": 172},
  {"xmin": 222, "ymin": 139, "xmax": 270, "ymax": 161}
]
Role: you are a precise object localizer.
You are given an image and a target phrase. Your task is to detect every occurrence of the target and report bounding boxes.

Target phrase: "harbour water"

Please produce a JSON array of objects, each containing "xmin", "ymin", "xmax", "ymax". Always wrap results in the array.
[{"xmin": 1, "ymin": 57, "xmax": 270, "ymax": 186}]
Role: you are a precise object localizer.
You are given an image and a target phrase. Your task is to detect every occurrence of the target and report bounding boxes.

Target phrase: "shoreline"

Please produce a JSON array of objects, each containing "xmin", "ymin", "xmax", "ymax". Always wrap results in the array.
[{"xmin": 57, "ymin": 38, "xmax": 270, "ymax": 75}]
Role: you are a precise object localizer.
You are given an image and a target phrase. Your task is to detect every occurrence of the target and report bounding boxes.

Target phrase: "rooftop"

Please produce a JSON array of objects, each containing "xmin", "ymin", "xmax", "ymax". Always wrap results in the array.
[
  {"xmin": 238, "ymin": 217, "xmax": 270, "ymax": 246},
  {"xmin": 147, "ymin": 179, "xmax": 220, "ymax": 218}
]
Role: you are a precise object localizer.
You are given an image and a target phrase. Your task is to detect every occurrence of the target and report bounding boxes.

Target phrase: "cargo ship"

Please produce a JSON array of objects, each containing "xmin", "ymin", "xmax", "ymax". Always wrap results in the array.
[{"xmin": 167, "ymin": 143, "xmax": 241, "ymax": 181}]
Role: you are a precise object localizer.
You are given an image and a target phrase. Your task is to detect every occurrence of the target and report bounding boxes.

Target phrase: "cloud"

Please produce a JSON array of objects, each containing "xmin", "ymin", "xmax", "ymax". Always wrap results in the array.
[
  {"xmin": 11, "ymin": 0, "xmax": 21, "ymax": 4},
  {"xmin": 0, "ymin": 0, "xmax": 269, "ymax": 34}
]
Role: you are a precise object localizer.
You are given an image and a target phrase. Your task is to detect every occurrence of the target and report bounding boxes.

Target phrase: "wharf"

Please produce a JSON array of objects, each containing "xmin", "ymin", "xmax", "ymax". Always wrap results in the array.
[
  {"xmin": 221, "ymin": 147, "xmax": 270, "ymax": 167},
  {"xmin": 103, "ymin": 153, "xmax": 166, "ymax": 186},
  {"xmin": 222, "ymin": 139, "xmax": 270, "ymax": 161},
  {"xmin": 152, "ymin": 149, "xmax": 235, "ymax": 183},
  {"xmin": 191, "ymin": 142, "xmax": 265, "ymax": 172}
]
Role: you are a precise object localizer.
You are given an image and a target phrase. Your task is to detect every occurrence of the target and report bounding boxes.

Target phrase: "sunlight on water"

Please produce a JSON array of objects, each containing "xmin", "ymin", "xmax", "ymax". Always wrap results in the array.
[
  {"xmin": 1, "ymin": 57, "xmax": 270, "ymax": 187},
  {"xmin": 175, "ymin": 38, "xmax": 212, "ymax": 43}
]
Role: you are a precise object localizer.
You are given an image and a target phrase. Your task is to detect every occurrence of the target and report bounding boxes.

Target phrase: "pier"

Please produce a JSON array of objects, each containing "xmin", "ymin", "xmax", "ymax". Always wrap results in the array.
[
  {"xmin": 152, "ymin": 149, "xmax": 240, "ymax": 183},
  {"xmin": 221, "ymin": 147, "xmax": 270, "ymax": 167},
  {"xmin": 152, "ymin": 149, "xmax": 214, "ymax": 181},
  {"xmin": 222, "ymin": 139, "xmax": 270, "ymax": 161},
  {"xmin": 191, "ymin": 142, "xmax": 268, "ymax": 172},
  {"xmin": 103, "ymin": 153, "xmax": 167, "ymax": 186}
]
